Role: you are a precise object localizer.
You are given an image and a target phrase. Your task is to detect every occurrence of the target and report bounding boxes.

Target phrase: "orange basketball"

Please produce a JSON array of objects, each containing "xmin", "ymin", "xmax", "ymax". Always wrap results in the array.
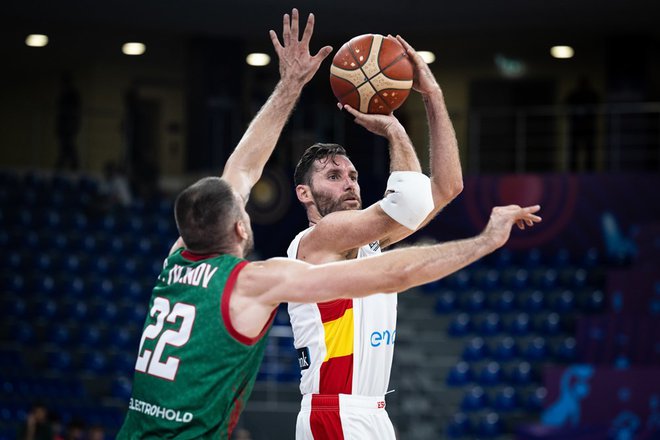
[{"xmin": 330, "ymin": 34, "xmax": 413, "ymax": 115}]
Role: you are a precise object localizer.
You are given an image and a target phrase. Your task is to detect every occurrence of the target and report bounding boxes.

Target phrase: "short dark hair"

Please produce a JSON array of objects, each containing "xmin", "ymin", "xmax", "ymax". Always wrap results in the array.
[
  {"xmin": 293, "ymin": 143, "xmax": 348, "ymax": 186},
  {"xmin": 174, "ymin": 177, "xmax": 241, "ymax": 253}
]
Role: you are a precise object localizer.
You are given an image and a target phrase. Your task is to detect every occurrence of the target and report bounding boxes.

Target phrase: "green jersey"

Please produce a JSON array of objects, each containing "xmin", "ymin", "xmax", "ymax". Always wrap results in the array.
[{"xmin": 117, "ymin": 249, "xmax": 275, "ymax": 439}]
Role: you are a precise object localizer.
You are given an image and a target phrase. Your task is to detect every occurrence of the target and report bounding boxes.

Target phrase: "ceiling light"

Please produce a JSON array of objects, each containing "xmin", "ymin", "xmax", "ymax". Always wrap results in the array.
[
  {"xmin": 246, "ymin": 53, "xmax": 271, "ymax": 67},
  {"xmin": 418, "ymin": 51, "xmax": 436, "ymax": 64},
  {"xmin": 122, "ymin": 42, "xmax": 146, "ymax": 56},
  {"xmin": 550, "ymin": 45, "xmax": 574, "ymax": 59},
  {"xmin": 25, "ymin": 34, "xmax": 49, "ymax": 48}
]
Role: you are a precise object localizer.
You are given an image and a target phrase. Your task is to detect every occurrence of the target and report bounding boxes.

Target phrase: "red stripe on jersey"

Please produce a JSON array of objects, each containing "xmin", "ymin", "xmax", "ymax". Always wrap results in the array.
[
  {"xmin": 319, "ymin": 353, "xmax": 353, "ymax": 394},
  {"xmin": 221, "ymin": 261, "xmax": 277, "ymax": 346},
  {"xmin": 317, "ymin": 299, "xmax": 353, "ymax": 323},
  {"xmin": 310, "ymin": 394, "xmax": 344, "ymax": 440}
]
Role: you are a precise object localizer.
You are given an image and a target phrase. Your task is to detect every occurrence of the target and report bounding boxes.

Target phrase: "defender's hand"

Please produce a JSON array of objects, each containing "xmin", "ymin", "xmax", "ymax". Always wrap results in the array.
[{"xmin": 269, "ymin": 9, "xmax": 333, "ymax": 86}]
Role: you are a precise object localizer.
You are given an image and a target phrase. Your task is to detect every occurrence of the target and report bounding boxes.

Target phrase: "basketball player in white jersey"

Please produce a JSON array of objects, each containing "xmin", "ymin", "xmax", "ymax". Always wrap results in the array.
[{"xmin": 287, "ymin": 36, "xmax": 464, "ymax": 439}]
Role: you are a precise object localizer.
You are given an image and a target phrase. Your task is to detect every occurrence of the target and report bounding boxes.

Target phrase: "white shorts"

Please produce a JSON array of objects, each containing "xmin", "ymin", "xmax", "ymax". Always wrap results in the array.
[{"xmin": 295, "ymin": 394, "xmax": 396, "ymax": 440}]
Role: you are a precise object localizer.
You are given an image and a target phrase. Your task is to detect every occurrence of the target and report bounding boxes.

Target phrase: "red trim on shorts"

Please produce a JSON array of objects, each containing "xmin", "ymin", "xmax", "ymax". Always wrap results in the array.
[
  {"xmin": 221, "ymin": 261, "xmax": 276, "ymax": 346},
  {"xmin": 317, "ymin": 299, "xmax": 353, "ymax": 323},
  {"xmin": 310, "ymin": 394, "xmax": 344, "ymax": 440}
]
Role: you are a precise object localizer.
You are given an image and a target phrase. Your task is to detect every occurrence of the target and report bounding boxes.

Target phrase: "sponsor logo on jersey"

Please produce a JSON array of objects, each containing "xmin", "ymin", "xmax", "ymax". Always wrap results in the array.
[
  {"xmin": 369, "ymin": 241, "xmax": 380, "ymax": 252},
  {"xmin": 297, "ymin": 347, "xmax": 311, "ymax": 370},
  {"xmin": 128, "ymin": 398, "xmax": 194, "ymax": 423},
  {"xmin": 370, "ymin": 329, "xmax": 396, "ymax": 347}
]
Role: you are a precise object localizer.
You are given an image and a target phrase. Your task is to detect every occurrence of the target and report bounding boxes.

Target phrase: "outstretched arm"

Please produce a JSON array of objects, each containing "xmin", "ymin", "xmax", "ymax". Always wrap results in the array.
[
  {"xmin": 245, "ymin": 205, "xmax": 541, "ymax": 305},
  {"xmin": 231, "ymin": 204, "xmax": 540, "ymax": 338},
  {"xmin": 221, "ymin": 9, "xmax": 333, "ymax": 201}
]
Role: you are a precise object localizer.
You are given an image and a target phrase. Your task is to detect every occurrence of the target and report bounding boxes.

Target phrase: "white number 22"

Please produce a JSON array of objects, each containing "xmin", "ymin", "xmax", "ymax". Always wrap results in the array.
[{"xmin": 135, "ymin": 297, "xmax": 196, "ymax": 380}]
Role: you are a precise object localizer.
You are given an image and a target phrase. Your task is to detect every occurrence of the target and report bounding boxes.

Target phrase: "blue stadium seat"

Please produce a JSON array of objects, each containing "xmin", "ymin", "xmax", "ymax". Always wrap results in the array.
[
  {"xmin": 6, "ymin": 297, "xmax": 28, "ymax": 319},
  {"xmin": 109, "ymin": 327, "xmax": 139, "ymax": 351},
  {"xmin": 4, "ymin": 273, "xmax": 26, "ymax": 295},
  {"xmin": 80, "ymin": 325, "xmax": 106, "ymax": 346},
  {"xmin": 448, "ymin": 270, "xmax": 471, "ymax": 290},
  {"xmin": 556, "ymin": 337, "xmax": 578, "ymax": 362},
  {"xmin": 582, "ymin": 247, "xmax": 600, "ymax": 267},
  {"xmin": 552, "ymin": 289, "xmax": 575, "ymax": 312},
  {"xmin": 477, "ymin": 412, "xmax": 502, "ymax": 437},
  {"xmin": 559, "ymin": 267, "xmax": 588, "ymax": 288},
  {"xmin": 446, "ymin": 361, "xmax": 473, "ymax": 387},
  {"xmin": 435, "ymin": 290, "xmax": 457, "ymax": 314},
  {"xmin": 494, "ymin": 386, "xmax": 519, "ymax": 412},
  {"xmin": 463, "ymin": 337, "xmax": 489, "ymax": 361},
  {"xmin": 525, "ymin": 386, "xmax": 548, "ymax": 410},
  {"xmin": 522, "ymin": 290, "xmax": 545, "ymax": 313},
  {"xmin": 584, "ymin": 289, "xmax": 605, "ymax": 312},
  {"xmin": 510, "ymin": 361, "xmax": 534, "ymax": 385},
  {"xmin": 509, "ymin": 312, "xmax": 533, "ymax": 335},
  {"xmin": 524, "ymin": 337, "xmax": 550, "ymax": 361},
  {"xmin": 46, "ymin": 326, "xmax": 74, "ymax": 345},
  {"xmin": 492, "ymin": 289, "xmax": 516, "ymax": 312},
  {"xmin": 478, "ymin": 313, "xmax": 502, "ymax": 336},
  {"xmin": 111, "ymin": 376, "xmax": 133, "ymax": 400},
  {"xmin": 478, "ymin": 361, "xmax": 503, "ymax": 386},
  {"xmin": 48, "ymin": 351, "xmax": 72, "ymax": 370},
  {"xmin": 491, "ymin": 248, "xmax": 513, "ymax": 268},
  {"xmin": 474, "ymin": 268, "xmax": 500, "ymax": 290},
  {"xmin": 461, "ymin": 386, "xmax": 489, "ymax": 412},
  {"xmin": 523, "ymin": 248, "xmax": 543, "ymax": 268},
  {"xmin": 81, "ymin": 351, "xmax": 109, "ymax": 374},
  {"xmin": 464, "ymin": 289, "xmax": 487, "ymax": 312},
  {"xmin": 448, "ymin": 313, "xmax": 472, "ymax": 337},
  {"xmin": 446, "ymin": 412, "xmax": 472, "ymax": 438},
  {"xmin": 493, "ymin": 337, "xmax": 517, "ymax": 361},
  {"xmin": 552, "ymin": 247, "xmax": 572, "ymax": 268},
  {"xmin": 531, "ymin": 268, "xmax": 558, "ymax": 288},
  {"xmin": 540, "ymin": 312, "xmax": 562, "ymax": 335}
]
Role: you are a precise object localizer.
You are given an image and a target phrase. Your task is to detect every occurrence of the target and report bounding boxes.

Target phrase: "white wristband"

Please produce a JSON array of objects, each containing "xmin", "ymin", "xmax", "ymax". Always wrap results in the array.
[{"xmin": 379, "ymin": 171, "xmax": 434, "ymax": 230}]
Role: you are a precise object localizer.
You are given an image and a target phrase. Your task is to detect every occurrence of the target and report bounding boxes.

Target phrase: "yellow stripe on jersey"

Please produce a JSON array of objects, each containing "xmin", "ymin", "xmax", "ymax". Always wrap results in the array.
[{"xmin": 322, "ymin": 308, "xmax": 354, "ymax": 362}]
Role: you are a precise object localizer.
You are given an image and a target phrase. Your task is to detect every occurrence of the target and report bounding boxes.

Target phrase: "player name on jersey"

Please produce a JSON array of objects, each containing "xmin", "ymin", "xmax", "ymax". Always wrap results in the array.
[{"xmin": 165, "ymin": 263, "xmax": 218, "ymax": 288}]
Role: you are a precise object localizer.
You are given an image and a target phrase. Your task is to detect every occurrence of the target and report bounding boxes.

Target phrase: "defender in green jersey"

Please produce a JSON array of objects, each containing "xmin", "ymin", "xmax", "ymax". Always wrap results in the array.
[
  {"xmin": 118, "ymin": 250, "xmax": 269, "ymax": 438},
  {"xmin": 117, "ymin": 8, "xmax": 334, "ymax": 439}
]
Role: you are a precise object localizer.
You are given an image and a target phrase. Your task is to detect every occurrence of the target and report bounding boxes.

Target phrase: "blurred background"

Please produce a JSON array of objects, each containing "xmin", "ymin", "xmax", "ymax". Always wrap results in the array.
[{"xmin": 1, "ymin": 0, "xmax": 659, "ymax": 439}]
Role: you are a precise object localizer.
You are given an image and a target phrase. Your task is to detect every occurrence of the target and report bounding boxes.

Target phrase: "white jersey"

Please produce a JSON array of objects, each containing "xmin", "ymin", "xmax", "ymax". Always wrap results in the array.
[{"xmin": 287, "ymin": 227, "xmax": 397, "ymax": 396}]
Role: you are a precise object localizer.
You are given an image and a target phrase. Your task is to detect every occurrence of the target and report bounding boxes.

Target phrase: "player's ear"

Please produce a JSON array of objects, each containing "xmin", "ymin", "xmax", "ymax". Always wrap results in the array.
[
  {"xmin": 296, "ymin": 184, "xmax": 312, "ymax": 204},
  {"xmin": 235, "ymin": 220, "xmax": 248, "ymax": 241}
]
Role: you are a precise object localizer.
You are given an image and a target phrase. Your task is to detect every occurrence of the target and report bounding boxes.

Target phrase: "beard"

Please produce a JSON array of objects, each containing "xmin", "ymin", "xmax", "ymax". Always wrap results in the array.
[{"xmin": 311, "ymin": 188, "xmax": 362, "ymax": 217}]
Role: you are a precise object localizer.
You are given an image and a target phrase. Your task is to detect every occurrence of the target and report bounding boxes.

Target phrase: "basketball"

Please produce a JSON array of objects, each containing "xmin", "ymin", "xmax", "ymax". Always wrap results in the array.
[{"xmin": 330, "ymin": 34, "xmax": 413, "ymax": 115}]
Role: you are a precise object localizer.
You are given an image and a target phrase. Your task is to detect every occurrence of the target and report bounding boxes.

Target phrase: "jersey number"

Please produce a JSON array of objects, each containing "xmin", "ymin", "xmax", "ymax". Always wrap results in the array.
[{"xmin": 135, "ymin": 297, "xmax": 196, "ymax": 380}]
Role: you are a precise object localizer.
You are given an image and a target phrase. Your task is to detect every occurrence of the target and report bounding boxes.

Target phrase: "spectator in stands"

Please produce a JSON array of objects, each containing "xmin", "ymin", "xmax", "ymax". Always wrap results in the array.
[
  {"xmin": 99, "ymin": 161, "xmax": 132, "ymax": 208},
  {"xmin": 17, "ymin": 403, "xmax": 52, "ymax": 440},
  {"xmin": 63, "ymin": 419, "xmax": 85, "ymax": 440},
  {"xmin": 55, "ymin": 72, "xmax": 82, "ymax": 171},
  {"xmin": 87, "ymin": 424, "xmax": 106, "ymax": 440},
  {"xmin": 565, "ymin": 76, "xmax": 600, "ymax": 172}
]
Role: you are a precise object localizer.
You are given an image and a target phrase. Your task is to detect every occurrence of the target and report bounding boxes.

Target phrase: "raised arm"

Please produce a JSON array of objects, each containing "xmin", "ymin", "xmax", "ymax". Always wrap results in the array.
[
  {"xmin": 221, "ymin": 9, "xmax": 333, "ymax": 201},
  {"xmin": 374, "ymin": 36, "xmax": 464, "ymax": 247},
  {"xmin": 169, "ymin": 9, "xmax": 331, "ymax": 256},
  {"xmin": 398, "ymin": 35, "xmax": 463, "ymax": 219}
]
